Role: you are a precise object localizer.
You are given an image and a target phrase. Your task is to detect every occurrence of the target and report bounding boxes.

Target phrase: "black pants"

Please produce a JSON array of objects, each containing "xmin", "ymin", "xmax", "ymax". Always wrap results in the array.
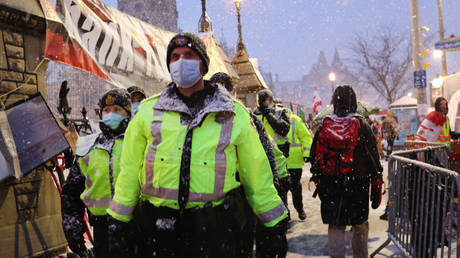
[
  {"xmin": 235, "ymin": 192, "xmax": 256, "ymax": 258},
  {"xmin": 386, "ymin": 136, "xmax": 395, "ymax": 156},
  {"xmin": 149, "ymin": 229, "xmax": 236, "ymax": 258},
  {"xmin": 277, "ymin": 177, "xmax": 290, "ymax": 219},
  {"xmin": 288, "ymin": 168, "xmax": 304, "ymax": 213},
  {"xmin": 91, "ymin": 217, "xmax": 110, "ymax": 258}
]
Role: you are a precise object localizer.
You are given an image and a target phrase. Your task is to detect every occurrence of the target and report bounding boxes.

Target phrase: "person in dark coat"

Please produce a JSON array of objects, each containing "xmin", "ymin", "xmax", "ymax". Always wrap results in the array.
[
  {"xmin": 210, "ymin": 72, "xmax": 285, "ymax": 258},
  {"xmin": 309, "ymin": 85, "xmax": 383, "ymax": 258}
]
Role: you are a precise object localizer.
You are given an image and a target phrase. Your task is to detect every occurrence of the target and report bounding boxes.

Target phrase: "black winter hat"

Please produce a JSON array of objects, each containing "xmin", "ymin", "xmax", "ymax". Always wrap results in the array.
[
  {"xmin": 98, "ymin": 88, "xmax": 131, "ymax": 118},
  {"xmin": 258, "ymin": 89, "xmax": 274, "ymax": 107},
  {"xmin": 434, "ymin": 97, "xmax": 448, "ymax": 113},
  {"xmin": 331, "ymin": 85, "xmax": 357, "ymax": 117},
  {"xmin": 127, "ymin": 86, "xmax": 146, "ymax": 99},
  {"xmin": 166, "ymin": 32, "xmax": 210, "ymax": 75},
  {"xmin": 210, "ymin": 72, "xmax": 233, "ymax": 92}
]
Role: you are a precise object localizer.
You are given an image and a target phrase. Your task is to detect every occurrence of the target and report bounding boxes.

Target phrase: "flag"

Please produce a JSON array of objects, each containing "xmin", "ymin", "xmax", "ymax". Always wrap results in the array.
[{"xmin": 313, "ymin": 87, "xmax": 322, "ymax": 113}]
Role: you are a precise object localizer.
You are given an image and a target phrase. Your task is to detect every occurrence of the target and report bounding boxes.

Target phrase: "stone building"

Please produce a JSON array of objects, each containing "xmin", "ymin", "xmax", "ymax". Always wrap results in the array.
[{"xmin": 118, "ymin": 0, "xmax": 178, "ymax": 32}]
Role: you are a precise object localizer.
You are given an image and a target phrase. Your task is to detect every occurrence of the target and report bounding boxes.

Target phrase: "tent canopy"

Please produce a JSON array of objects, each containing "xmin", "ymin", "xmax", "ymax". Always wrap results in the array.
[{"xmin": 390, "ymin": 95, "xmax": 417, "ymax": 109}]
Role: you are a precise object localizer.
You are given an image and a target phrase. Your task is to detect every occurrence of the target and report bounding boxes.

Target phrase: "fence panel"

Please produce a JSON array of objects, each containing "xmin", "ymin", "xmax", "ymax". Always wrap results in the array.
[{"xmin": 371, "ymin": 143, "xmax": 459, "ymax": 257}]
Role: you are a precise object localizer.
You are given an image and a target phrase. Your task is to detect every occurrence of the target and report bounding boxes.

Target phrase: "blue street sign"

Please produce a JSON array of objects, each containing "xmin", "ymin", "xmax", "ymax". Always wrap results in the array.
[
  {"xmin": 435, "ymin": 37, "xmax": 460, "ymax": 52},
  {"xmin": 413, "ymin": 70, "xmax": 426, "ymax": 89}
]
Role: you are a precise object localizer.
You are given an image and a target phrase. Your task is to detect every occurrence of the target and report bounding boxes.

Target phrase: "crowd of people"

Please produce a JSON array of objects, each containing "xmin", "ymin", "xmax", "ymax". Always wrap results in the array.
[{"xmin": 60, "ymin": 32, "xmax": 392, "ymax": 258}]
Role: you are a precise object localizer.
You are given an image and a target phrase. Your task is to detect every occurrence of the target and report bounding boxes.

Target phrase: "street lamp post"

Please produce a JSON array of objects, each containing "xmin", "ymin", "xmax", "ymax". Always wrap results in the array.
[
  {"xmin": 233, "ymin": 0, "xmax": 246, "ymax": 53},
  {"xmin": 437, "ymin": 0, "xmax": 447, "ymax": 97},
  {"xmin": 328, "ymin": 72, "xmax": 336, "ymax": 95},
  {"xmin": 198, "ymin": 0, "xmax": 212, "ymax": 32}
]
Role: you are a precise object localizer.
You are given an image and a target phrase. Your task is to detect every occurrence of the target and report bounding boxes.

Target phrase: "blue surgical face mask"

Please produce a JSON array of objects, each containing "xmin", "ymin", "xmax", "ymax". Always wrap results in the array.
[
  {"xmin": 132, "ymin": 102, "xmax": 140, "ymax": 115},
  {"xmin": 169, "ymin": 58, "xmax": 202, "ymax": 88},
  {"xmin": 101, "ymin": 112, "xmax": 126, "ymax": 130}
]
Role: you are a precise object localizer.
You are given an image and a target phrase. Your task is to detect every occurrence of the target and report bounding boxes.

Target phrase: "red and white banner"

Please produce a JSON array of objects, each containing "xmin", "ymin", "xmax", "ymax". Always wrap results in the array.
[
  {"xmin": 38, "ymin": 0, "xmax": 234, "ymax": 94},
  {"xmin": 313, "ymin": 86, "xmax": 322, "ymax": 113}
]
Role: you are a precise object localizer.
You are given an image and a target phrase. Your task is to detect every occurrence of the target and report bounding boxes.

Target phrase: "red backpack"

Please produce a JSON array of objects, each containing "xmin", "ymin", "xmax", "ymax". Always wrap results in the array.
[{"xmin": 314, "ymin": 116, "xmax": 361, "ymax": 175}]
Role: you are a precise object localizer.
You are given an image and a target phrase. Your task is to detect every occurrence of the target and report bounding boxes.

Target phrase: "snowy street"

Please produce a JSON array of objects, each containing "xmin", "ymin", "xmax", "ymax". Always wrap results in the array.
[{"xmin": 286, "ymin": 160, "xmax": 404, "ymax": 257}]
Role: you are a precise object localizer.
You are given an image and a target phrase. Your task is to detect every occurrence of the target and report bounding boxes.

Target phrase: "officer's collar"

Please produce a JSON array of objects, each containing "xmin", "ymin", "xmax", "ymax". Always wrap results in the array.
[{"xmin": 155, "ymin": 81, "xmax": 235, "ymax": 123}]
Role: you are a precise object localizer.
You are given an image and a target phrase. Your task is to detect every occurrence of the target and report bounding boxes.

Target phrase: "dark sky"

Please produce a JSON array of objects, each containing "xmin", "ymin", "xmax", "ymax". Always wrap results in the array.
[{"xmin": 103, "ymin": 0, "xmax": 460, "ymax": 83}]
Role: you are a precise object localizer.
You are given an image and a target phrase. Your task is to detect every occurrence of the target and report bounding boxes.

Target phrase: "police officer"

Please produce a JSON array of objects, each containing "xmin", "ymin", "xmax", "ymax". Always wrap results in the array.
[
  {"xmin": 210, "ymin": 72, "xmax": 288, "ymax": 257},
  {"xmin": 127, "ymin": 86, "xmax": 147, "ymax": 116},
  {"xmin": 61, "ymin": 88, "xmax": 131, "ymax": 258},
  {"xmin": 286, "ymin": 109, "xmax": 313, "ymax": 220},
  {"xmin": 107, "ymin": 32, "xmax": 288, "ymax": 258},
  {"xmin": 254, "ymin": 90, "xmax": 291, "ymax": 213}
]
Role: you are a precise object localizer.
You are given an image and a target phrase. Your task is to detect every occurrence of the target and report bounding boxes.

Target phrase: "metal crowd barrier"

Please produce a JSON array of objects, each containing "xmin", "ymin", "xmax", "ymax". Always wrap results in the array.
[{"xmin": 371, "ymin": 142, "xmax": 460, "ymax": 257}]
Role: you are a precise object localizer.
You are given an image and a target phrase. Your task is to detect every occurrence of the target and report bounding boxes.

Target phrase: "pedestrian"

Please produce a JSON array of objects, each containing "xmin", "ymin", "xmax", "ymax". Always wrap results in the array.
[
  {"xmin": 309, "ymin": 85, "xmax": 383, "ymax": 258},
  {"xmin": 127, "ymin": 86, "xmax": 147, "ymax": 116},
  {"xmin": 254, "ymin": 89, "xmax": 291, "ymax": 214},
  {"xmin": 286, "ymin": 109, "xmax": 313, "ymax": 221},
  {"xmin": 416, "ymin": 97, "xmax": 460, "ymax": 148},
  {"xmin": 61, "ymin": 88, "xmax": 132, "ymax": 258},
  {"xmin": 107, "ymin": 32, "xmax": 288, "ymax": 258},
  {"xmin": 381, "ymin": 110, "xmax": 398, "ymax": 159},
  {"xmin": 210, "ymin": 72, "xmax": 287, "ymax": 258}
]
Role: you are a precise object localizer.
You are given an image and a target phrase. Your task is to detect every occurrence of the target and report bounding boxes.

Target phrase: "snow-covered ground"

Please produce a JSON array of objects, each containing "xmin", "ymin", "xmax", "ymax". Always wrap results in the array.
[{"xmin": 286, "ymin": 160, "xmax": 405, "ymax": 257}]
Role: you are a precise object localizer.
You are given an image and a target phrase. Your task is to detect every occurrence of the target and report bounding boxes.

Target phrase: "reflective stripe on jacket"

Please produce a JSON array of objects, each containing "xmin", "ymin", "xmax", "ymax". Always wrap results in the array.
[
  {"xmin": 108, "ymin": 84, "xmax": 287, "ymax": 227},
  {"xmin": 287, "ymin": 114, "xmax": 313, "ymax": 169},
  {"xmin": 437, "ymin": 117, "xmax": 451, "ymax": 147},
  {"xmin": 77, "ymin": 134, "xmax": 124, "ymax": 216}
]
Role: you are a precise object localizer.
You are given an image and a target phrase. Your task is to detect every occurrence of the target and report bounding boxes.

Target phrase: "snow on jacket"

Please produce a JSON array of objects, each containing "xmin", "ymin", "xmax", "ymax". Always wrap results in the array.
[
  {"xmin": 310, "ymin": 115, "xmax": 382, "ymax": 225},
  {"xmin": 108, "ymin": 82, "xmax": 287, "ymax": 227},
  {"xmin": 416, "ymin": 110, "xmax": 447, "ymax": 143},
  {"xmin": 61, "ymin": 133, "xmax": 124, "ymax": 248}
]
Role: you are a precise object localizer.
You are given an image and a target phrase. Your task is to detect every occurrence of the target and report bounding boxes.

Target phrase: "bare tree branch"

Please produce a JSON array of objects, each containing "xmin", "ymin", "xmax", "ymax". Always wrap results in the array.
[{"xmin": 347, "ymin": 25, "xmax": 412, "ymax": 105}]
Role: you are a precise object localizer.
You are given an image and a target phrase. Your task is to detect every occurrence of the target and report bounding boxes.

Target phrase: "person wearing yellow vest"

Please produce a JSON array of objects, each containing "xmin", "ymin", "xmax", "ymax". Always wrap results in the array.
[
  {"xmin": 286, "ymin": 110, "xmax": 313, "ymax": 221},
  {"xmin": 107, "ymin": 33, "xmax": 288, "ymax": 258},
  {"xmin": 61, "ymin": 89, "xmax": 131, "ymax": 257},
  {"xmin": 254, "ymin": 91, "xmax": 291, "ymax": 216},
  {"xmin": 210, "ymin": 72, "xmax": 288, "ymax": 258},
  {"xmin": 416, "ymin": 97, "xmax": 460, "ymax": 148}
]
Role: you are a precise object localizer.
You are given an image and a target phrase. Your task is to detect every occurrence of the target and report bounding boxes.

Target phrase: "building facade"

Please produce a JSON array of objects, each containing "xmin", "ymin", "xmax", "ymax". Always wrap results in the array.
[{"xmin": 118, "ymin": 0, "xmax": 178, "ymax": 32}]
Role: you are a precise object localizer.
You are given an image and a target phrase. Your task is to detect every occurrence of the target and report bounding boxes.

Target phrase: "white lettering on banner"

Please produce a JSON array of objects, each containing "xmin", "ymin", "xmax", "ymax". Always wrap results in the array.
[
  {"xmin": 81, "ymin": 15, "xmax": 102, "ymax": 59},
  {"xmin": 63, "ymin": 0, "xmax": 82, "ymax": 42},
  {"xmin": 117, "ymin": 22, "xmax": 134, "ymax": 72},
  {"xmin": 98, "ymin": 22, "xmax": 115, "ymax": 64},
  {"xmin": 105, "ymin": 23, "xmax": 120, "ymax": 68}
]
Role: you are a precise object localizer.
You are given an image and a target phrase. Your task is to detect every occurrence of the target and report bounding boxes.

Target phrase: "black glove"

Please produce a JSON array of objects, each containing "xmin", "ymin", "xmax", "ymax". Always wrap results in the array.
[
  {"xmin": 304, "ymin": 157, "xmax": 310, "ymax": 163},
  {"xmin": 262, "ymin": 217, "xmax": 288, "ymax": 257}
]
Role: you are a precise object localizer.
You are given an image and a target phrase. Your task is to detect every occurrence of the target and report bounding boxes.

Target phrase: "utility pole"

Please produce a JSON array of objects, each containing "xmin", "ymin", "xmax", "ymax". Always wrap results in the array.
[
  {"xmin": 409, "ymin": 0, "xmax": 428, "ymax": 122},
  {"xmin": 437, "ymin": 0, "xmax": 448, "ymax": 96}
]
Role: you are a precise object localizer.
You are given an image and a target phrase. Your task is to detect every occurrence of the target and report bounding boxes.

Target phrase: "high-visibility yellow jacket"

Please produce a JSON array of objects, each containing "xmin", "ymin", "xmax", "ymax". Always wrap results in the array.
[
  {"xmin": 256, "ymin": 109, "xmax": 290, "ymax": 178},
  {"xmin": 107, "ymin": 84, "xmax": 287, "ymax": 227},
  {"xmin": 257, "ymin": 109, "xmax": 290, "ymax": 146},
  {"xmin": 437, "ymin": 117, "xmax": 451, "ymax": 148},
  {"xmin": 75, "ymin": 133, "xmax": 124, "ymax": 216},
  {"xmin": 287, "ymin": 114, "xmax": 313, "ymax": 169}
]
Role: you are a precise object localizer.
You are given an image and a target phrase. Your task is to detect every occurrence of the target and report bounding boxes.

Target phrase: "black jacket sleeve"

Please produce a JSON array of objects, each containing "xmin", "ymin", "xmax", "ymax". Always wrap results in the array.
[
  {"xmin": 250, "ymin": 112, "xmax": 279, "ymax": 182},
  {"xmin": 309, "ymin": 128, "xmax": 321, "ymax": 176},
  {"xmin": 357, "ymin": 118, "xmax": 383, "ymax": 179},
  {"xmin": 61, "ymin": 162, "xmax": 87, "ymax": 249},
  {"xmin": 264, "ymin": 109, "xmax": 290, "ymax": 137}
]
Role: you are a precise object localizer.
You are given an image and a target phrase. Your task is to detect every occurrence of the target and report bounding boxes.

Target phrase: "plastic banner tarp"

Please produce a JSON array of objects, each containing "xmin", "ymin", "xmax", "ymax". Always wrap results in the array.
[{"xmin": 38, "ymin": 0, "xmax": 235, "ymax": 94}]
